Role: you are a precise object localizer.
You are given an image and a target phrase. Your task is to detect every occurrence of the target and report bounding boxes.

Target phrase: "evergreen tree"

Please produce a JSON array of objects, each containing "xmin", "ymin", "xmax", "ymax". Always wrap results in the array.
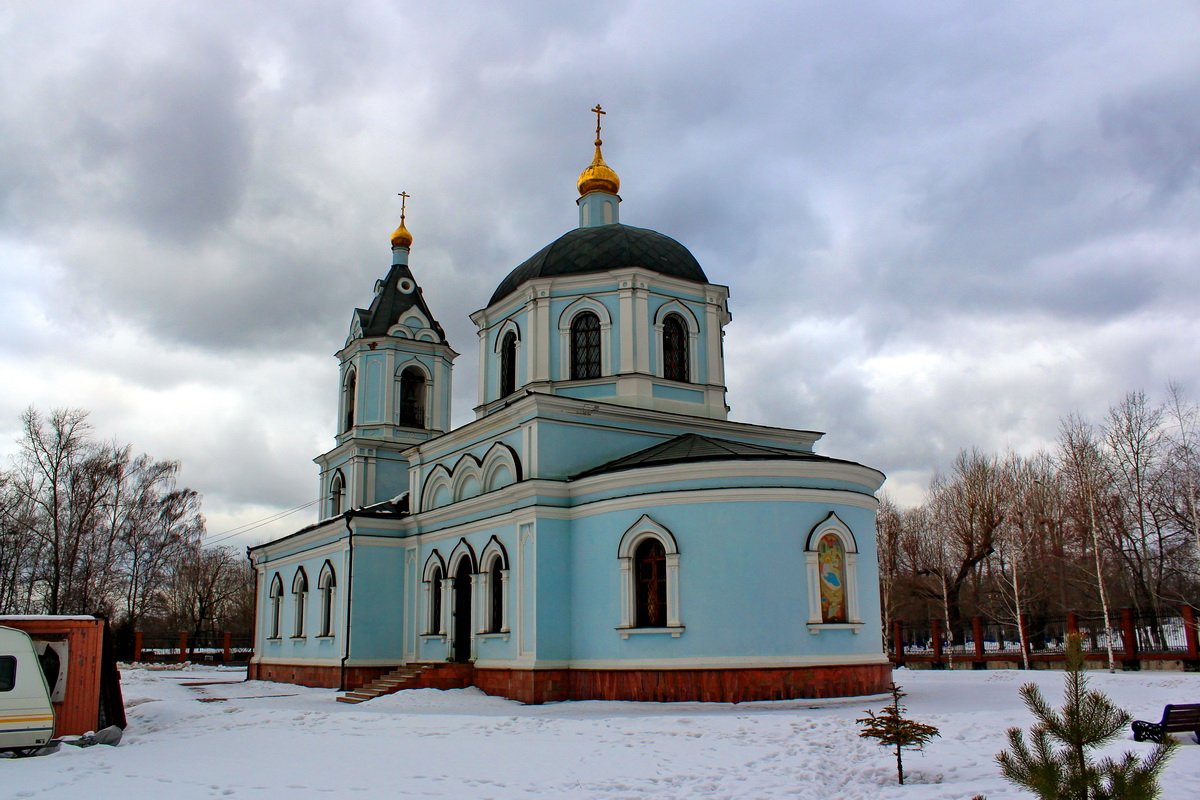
[
  {"xmin": 996, "ymin": 633, "xmax": 1175, "ymax": 799},
  {"xmin": 857, "ymin": 682, "xmax": 941, "ymax": 785}
]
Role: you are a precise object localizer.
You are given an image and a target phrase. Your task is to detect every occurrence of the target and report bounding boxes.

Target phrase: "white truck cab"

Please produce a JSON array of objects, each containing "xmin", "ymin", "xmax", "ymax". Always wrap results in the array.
[{"xmin": 0, "ymin": 625, "xmax": 55, "ymax": 754}]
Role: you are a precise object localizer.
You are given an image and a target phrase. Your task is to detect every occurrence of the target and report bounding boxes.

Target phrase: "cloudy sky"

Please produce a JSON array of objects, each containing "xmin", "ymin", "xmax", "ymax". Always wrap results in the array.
[{"xmin": 2, "ymin": 1, "xmax": 1197, "ymax": 547}]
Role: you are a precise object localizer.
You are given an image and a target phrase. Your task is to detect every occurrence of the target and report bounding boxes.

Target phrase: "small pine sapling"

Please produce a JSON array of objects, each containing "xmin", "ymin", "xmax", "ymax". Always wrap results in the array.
[
  {"xmin": 996, "ymin": 633, "xmax": 1176, "ymax": 799},
  {"xmin": 857, "ymin": 682, "xmax": 941, "ymax": 785}
]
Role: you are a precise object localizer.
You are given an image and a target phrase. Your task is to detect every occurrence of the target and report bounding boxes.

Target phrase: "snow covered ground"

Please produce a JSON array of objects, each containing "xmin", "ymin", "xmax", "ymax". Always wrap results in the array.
[{"xmin": 4, "ymin": 665, "xmax": 1198, "ymax": 798}]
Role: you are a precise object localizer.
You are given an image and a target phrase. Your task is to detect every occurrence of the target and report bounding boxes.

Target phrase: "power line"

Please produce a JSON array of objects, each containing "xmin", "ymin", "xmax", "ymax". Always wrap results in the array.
[{"xmin": 203, "ymin": 498, "xmax": 321, "ymax": 547}]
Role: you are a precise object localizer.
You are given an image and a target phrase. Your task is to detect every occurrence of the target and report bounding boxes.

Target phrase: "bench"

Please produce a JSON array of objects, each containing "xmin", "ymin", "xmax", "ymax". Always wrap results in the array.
[{"xmin": 1131, "ymin": 703, "xmax": 1200, "ymax": 744}]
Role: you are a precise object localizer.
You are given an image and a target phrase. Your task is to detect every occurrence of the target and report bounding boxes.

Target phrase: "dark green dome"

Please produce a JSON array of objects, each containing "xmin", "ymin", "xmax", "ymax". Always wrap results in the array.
[{"xmin": 489, "ymin": 223, "xmax": 708, "ymax": 305}]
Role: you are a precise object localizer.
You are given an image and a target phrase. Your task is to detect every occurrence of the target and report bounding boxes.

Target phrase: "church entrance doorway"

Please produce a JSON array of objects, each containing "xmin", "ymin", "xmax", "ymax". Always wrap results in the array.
[{"xmin": 452, "ymin": 560, "xmax": 472, "ymax": 663}]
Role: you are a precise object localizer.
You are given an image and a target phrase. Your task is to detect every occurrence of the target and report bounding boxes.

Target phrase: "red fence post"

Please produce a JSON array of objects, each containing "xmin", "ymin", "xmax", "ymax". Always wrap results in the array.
[
  {"xmin": 223, "ymin": 631, "xmax": 232, "ymax": 663},
  {"xmin": 892, "ymin": 620, "xmax": 904, "ymax": 665},
  {"xmin": 931, "ymin": 618, "xmax": 943, "ymax": 668},
  {"xmin": 133, "ymin": 630, "xmax": 144, "ymax": 662},
  {"xmin": 1119, "ymin": 608, "xmax": 1138, "ymax": 670},
  {"xmin": 972, "ymin": 616, "xmax": 985, "ymax": 666},
  {"xmin": 1182, "ymin": 605, "xmax": 1199, "ymax": 663},
  {"xmin": 178, "ymin": 631, "xmax": 188, "ymax": 663}
]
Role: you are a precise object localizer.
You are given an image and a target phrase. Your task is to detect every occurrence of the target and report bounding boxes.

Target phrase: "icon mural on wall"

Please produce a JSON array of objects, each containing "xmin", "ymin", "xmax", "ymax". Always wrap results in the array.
[{"xmin": 818, "ymin": 533, "xmax": 847, "ymax": 623}]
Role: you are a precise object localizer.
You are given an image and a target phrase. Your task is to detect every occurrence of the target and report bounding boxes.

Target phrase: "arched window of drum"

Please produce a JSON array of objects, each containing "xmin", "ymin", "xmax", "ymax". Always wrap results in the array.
[
  {"xmin": 634, "ymin": 538, "xmax": 667, "ymax": 628},
  {"xmin": 268, "ymin": 574, "xmax": 283, "ymax": 639},
  {"xmin": 500, "ymin": 331, "xmax": 517, "ymax": 397},
  {"xmin": 399, "ymin": 366, "xmax": 426, "ymax": 428},
  {"xmin": 817, "ymin": 533, "xmax": 848, "ymax": 623},
  {"xmin": 343, "ymin": 370, "xmax": 356, "ymax": 432},
  {"xmin": 489, "ymin": 556, "xmax": 504, "ymax": 633},
  {"xmin": 329, "ymin": 471, "xmax": 345, "ymax": 517},
  {"xmin": 428, "ymin": 566, "xmax": 443, "ymax": 634},
  {"xmin": 662, "ymin": 313, "xmax": 689, "ymax": 382},
  {"xmin": 570, "ymin": 311, "xmax": 601, "ymax": 380}
]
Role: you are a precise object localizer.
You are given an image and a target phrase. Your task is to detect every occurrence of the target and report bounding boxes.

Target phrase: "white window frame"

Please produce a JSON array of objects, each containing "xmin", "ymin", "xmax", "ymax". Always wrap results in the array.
[
  {"xmin": 616, "ymin": 515, "xmax": 683, "ymax": 637},
  {"xmin": 478, "ymin": 537, "xmax": 510, "ymax": 635},
  {"xmin": 329, "ymin": 470, "xmax": 346, "ymax": 517},
  {"xmin": 557, "ymin": 296, "xmax": 613, "ymax": 380},
  {"xmin": 291, "ymin": 568, "xmax": 309, "ymax": 638},
  {"xmin": 803, "ymin": 512, "xmax": 863, "ymax": 634},
  {"xmin": 421, "ymin": 552, "xmax": 447, "ymax": 636},
  {"xmin": 653, "ymin": 301, "xmax": 700, "ymax": 383},
  {"xmin": 318, "ymin": 561, "xmax": 336, "ymax": 638},
  {"xmin": 268, "ymin": 573, "xmax": 283, "ymax": 639}
]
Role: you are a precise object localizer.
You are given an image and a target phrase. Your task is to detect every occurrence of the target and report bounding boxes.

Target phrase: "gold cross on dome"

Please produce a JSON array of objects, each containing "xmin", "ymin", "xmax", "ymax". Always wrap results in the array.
[
  {"xmin": 397, "ymin": 191, "xmax": 410, "ymax": 222},
  {"xmin": 591, "ymin": 104, "xmax": 605, "ymax": 143}
]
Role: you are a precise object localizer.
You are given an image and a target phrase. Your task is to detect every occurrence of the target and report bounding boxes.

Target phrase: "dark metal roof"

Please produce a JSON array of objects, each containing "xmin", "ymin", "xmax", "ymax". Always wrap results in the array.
[
  {"xmin": 356, "ymin": 262, "xmax": 447, "ymax": 342},
  {"xmin": 573, "ymin": 433, "xmax": 831, "ymax": 479},
  {"xmin": 489, "ymin": 223, "xmax": 708, "ymax": 305}
]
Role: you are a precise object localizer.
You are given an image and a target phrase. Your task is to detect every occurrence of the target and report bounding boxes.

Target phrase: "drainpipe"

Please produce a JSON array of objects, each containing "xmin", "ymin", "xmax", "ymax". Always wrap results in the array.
[
  {"xmin": 245, "ymin": 547, "xmax": 258, "ymax": 684},
  {"xmin": 339, "ymin": 514, "xmax": 355, "ymax": 691}
]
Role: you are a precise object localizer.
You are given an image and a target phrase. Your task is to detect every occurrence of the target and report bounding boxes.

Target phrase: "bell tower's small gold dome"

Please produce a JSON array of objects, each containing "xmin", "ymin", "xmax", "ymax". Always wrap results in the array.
[{"xmin": 390, "ymin": 221, "xmax": 413, "ymax": 249}]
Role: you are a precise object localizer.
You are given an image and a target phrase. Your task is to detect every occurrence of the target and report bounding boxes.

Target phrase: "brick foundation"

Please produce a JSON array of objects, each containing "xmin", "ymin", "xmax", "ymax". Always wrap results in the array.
[
  {"xmin": 475, "ymin": 663, "xmax": 891, "ymax": 704},
  {"xmin": 251, "ymin": 660, "xmax": 891, "ymax": 703}
]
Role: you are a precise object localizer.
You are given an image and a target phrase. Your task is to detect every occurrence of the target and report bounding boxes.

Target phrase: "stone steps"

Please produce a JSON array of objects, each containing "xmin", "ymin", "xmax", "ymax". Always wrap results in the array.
[{"xmin": 334, "ymin": 664, "xmax": 440, "ymax": 704}]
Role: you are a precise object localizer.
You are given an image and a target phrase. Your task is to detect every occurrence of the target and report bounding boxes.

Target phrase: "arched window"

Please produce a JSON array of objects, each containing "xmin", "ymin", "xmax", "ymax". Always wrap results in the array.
[
  {"xmin": 662, "ymin": 313, "xmax": 689, "ymax": 382},
  {"xmin": 318, "ymin": 562, "xmax": 336, "ymax": 637},
  {"xmin": 634, "ymin": 538, "xmax": 667, "ymax": 628},
  {"xmin": 268, "ymin": 574, "xmax": 283, "ymax": 639},
  {"xmin": 489, "ymin": 557, "xmax": 504, "ymax": 633},
  {"xmin": 817, "ymin": 533, "xmax": 847, "ymax": 623},
  {"xmin": 427, "ymin": 565, "xmax": 443, "ymax": 635},
  {"xmin": 500, "ymin": 331, "xmax": 517, "ymax": 397},
  {"xmin": 570, "ymin": 311, "xmax": 601, "ymax": 380},
  {"xmin": 343, "ymin": 370, "xmax": 356, "ymax": 432},
  {"xmin": 329, "ymin": 471, "xmax": 345, "ymax": 517},
  {"xmin": 399, "ymin": 366, "xmax": 426, "ymax": 427},
  {"xmin": 617, "ymin": 515, "xmax": 683, "ymax": 634},
  {"xmin": 292, "ymin": 568, "xmax": 308, "ymax": 638}
]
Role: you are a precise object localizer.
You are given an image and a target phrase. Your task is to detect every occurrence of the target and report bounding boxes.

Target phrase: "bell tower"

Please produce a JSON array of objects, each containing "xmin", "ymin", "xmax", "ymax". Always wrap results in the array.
[{"xmin": 314, "ymin": 195, "xmax": 457, "ymax": 518}]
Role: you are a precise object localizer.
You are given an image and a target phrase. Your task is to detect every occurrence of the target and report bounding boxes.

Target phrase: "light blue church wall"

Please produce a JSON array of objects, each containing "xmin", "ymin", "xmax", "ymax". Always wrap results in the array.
[
  {"xmin": 567, "ymin": 500, "xmax": 882, "ymax": 662},
  {"xmin": 258, "ymin": 547, "xmax": 347, "ymax": 662},
  {"xmin": 347, "ymin": 538, "xmax": 406, "ymax": 661},
  {"xmin": 532, "ymin": 518, "xmax": 573, "ymax": 661},
  {"xmin": 533, "ymin": 422, "xmax": 666, "ymax": 479}
]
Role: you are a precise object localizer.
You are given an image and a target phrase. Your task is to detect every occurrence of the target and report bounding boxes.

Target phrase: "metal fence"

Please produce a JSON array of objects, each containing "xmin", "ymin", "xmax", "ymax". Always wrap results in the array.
[
  {"xmin": 133, "ymin": 632, "xmax": 253, "ymax": 664},
  {"xmin": 891, "ymin": 606, "xmax": 1199, "ymax": 669}
]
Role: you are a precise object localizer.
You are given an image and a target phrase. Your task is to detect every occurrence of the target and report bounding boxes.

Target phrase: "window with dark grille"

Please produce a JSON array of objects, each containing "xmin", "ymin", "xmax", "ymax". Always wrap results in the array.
[
  {"xmin": 570, "ymin": 312, "xmax": 601, "ymax": 379},
  {"xmin": 490, "ymin": 558, "xmax": 504, "ymax": 633},
  {"xmin": 343, "ymin": 371, "xmax": 356, "ymax": 431},
  {"xmin": 500, "ymin": 332, "xmax": 517, "ymax": 396},
  {"xmin": 399, "ymin": 367, "xmax": 426, "ymax": 427},
  {"xmin": 635, "ymin": 538, "xmax": 667, "ymax": 627},
  {"xmin": 663, "ymin": 314, "xmax": 689, "ymax": 382}
]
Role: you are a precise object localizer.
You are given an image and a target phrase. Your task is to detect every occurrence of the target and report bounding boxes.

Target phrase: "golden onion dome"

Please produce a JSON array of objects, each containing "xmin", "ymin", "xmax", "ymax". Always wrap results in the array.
[
  {"xmin": 390, "ymin": 221, "xmax": 413, "ymax": 249},
  {"xmin": 577, "ymin": 141, "xmax": 620, "ymax": 196}
]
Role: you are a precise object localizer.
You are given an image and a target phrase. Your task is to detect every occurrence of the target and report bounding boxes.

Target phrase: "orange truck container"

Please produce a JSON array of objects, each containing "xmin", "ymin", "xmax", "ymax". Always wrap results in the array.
[{"xmin": 0, "ymin": 616, "xmax": 126, "ymax": 737}]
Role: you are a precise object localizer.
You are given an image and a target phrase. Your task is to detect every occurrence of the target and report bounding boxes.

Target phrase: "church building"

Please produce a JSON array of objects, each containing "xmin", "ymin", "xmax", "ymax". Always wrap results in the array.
[{"xmin": 247, "ymin": 110, "xmax": 890, "ymax": 703}]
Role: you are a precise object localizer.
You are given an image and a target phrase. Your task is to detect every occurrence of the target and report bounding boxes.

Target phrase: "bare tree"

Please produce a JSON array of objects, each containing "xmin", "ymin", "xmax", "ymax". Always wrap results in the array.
[{"xmin": 924, "ymin": 449, "xmax": 1010, "ymax": 640}]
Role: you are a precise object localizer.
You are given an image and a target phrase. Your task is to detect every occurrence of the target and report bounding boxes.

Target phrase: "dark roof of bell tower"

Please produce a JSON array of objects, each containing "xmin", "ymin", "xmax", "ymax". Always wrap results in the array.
[
  {"xmin": 488, "ymin": 223, "xmax": 708, "ymax": 305},
  {"xmin": 355, "ymin": 261, "xmax": 447, "ymax": 343}
]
